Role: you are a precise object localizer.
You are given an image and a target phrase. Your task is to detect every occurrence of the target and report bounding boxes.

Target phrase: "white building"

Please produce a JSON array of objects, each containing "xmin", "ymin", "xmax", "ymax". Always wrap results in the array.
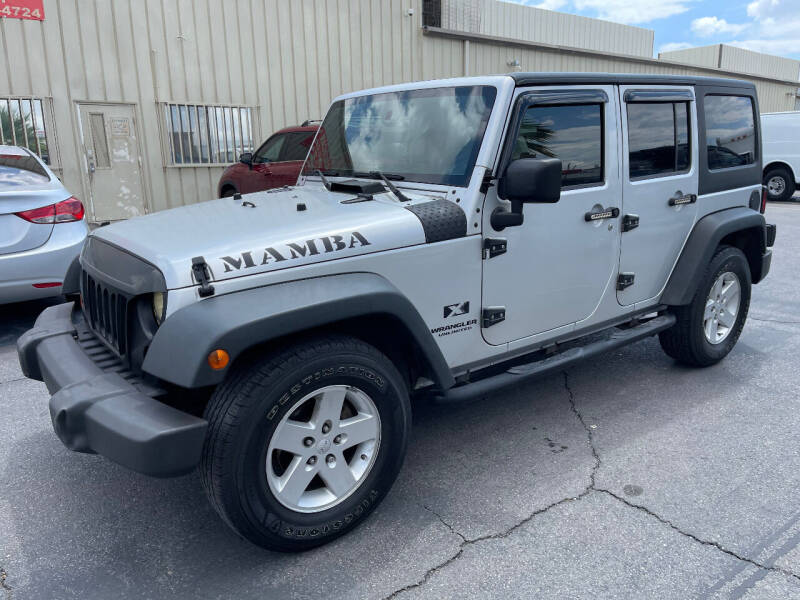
[{"xmin": 1, "ymin": 0, "xmax": 798, "ymax": 221}]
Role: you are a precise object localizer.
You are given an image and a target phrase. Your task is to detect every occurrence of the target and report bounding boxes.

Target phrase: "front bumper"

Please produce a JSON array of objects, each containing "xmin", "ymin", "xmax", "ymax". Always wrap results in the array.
[{"xmin": 17, "ymin": 302, "xmax": 207, "ymax": 477}]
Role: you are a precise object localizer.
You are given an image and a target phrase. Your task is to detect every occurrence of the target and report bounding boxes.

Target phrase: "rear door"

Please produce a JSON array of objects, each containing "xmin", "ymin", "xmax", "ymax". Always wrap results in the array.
[
  {"xmin": 0, "ymin": 149, "xmax": 56, "ymax": 255},
  {"xmin": 617, "ymin": 86, "xmax": 699, "ymax": 305},
  {"xmin": 274, "ymin": 131, "xmax": 316, "ymax": 186}
]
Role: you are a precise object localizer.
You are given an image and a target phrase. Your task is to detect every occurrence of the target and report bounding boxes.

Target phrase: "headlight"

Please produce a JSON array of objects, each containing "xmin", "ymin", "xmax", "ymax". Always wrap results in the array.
[{"xmin": 152, "ymin": 292, "xmax": 166, "ymax": 325}]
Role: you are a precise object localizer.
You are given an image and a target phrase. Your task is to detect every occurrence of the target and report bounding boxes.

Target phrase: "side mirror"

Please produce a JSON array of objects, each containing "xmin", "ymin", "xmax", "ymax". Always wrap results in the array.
[
  {"xmin": 491, "ymin": 158, "xmax": 562, "ymax": 230},
  {"xmin": 239, "ymin": 152, "xmax": 253, "ymax": 168}
]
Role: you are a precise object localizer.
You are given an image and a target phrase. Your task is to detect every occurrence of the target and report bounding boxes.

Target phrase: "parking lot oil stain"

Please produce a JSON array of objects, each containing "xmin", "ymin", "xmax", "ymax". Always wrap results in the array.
[
  {"xmin": 623, "ymin": 484, "xmax": 644, "ymax": 497},
  {"xmin": 544, "ymin": 437, "xmax": 569, "ymax": 453}
]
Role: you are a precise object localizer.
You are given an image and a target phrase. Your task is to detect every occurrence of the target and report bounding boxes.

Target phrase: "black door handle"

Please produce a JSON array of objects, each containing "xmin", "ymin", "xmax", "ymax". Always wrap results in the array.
[
  {"xmin": 668, "ymin": 193, "xmax": 697, "ymax": 206},
  {"xmin": 584, "ymin": 207, "xmax": 619, "ymax": 221}
]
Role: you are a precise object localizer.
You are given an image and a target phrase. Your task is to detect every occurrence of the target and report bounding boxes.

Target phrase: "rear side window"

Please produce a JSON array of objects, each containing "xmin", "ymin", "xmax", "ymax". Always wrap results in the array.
[
  {"xmin": 704, "ymin": 95, "xmax": 756, "ymax": 170},
  {"xmin": 0, "ymin": 152, "xmax": 49, "ymax": 187},
  {"xmin": 281, "ymin": 132, "xmax": 315, "ymax": 161},
  {"xmin": 627, "ymin": 102, "xmax": 691, "ymax": 179},
  {"xmin": 510, "ymin": 104, "xmax": 603, "ymax": 188}
]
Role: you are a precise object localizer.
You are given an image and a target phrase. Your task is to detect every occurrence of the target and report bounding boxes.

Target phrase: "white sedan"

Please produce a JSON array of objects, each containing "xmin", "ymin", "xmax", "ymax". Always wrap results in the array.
[{"xmin": 0, "ymin": 145, "xmax": 87, "ymax": 304}]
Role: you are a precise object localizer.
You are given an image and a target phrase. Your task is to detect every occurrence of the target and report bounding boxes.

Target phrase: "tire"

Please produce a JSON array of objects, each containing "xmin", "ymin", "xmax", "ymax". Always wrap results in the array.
[
  {"xmin": 764, "ymin": 166, "xmax": 795, "ymax": 202},
  {"xmin": 200, "ymin": 335, "xmax": 411, "ymax": 552},
  {"xmin": 220, "ymin": 185, "xmax": 237, "ymax": 198},
  {"xmin": 659, "ymin": 246, "xmax": 751, "ymax": 367}
]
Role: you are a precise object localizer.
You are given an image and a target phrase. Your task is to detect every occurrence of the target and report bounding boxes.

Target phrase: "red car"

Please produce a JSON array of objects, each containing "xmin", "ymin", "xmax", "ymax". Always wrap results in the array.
[{"xmin": 217, "ymin": 122, "xmax": 319, "ymax": 197}]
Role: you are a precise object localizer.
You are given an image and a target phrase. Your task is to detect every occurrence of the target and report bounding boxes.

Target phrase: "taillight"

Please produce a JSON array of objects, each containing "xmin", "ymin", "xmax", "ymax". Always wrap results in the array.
[
  {"xmin": 760, "ymin": 185, "xmax": 767, "ymax": 214},
  {"xmin": 15, "ymin": 197, "xmax": 84, "ymax": 224},
  {"xmin": 55, "ymin": 197, "xmax": 85, "ymax": 222}
]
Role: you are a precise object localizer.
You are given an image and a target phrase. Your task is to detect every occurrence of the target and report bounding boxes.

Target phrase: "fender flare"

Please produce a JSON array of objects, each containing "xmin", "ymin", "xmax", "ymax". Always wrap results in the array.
[
  {"xmin": 661, "ymin": 207, "xmax": 767, "ymax": 306},
  {"xmin": 142, "ymin": 272, "xmax": 455, "ymax": 390}
]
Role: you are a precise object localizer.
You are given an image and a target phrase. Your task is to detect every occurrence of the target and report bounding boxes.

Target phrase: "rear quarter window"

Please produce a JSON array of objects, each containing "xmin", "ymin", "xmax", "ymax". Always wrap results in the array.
[
  {"xmin": 704, "ymin": 95, "xmax": 756, "ymax": 170},
  {"xmin": 0, "ymin": 153, "xmax": 49, "ymax": 187}
]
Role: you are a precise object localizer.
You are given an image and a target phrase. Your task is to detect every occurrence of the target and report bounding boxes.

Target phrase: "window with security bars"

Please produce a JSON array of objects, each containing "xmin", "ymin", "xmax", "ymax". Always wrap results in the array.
[
  {"xmin": 163, "ymin": 103, "xmax": 255, "ymax": 165},
  {"xmin": 0, "ymin": 97, "xmax": 52, "ymax": 164}
]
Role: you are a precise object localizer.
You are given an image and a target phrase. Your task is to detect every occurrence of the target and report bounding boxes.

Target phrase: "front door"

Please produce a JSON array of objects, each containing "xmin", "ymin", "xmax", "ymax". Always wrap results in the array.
[
  {"xmin": 617, "ymin": 86, "xmax": 699, "ymax": 305},
  {"xmin": 481, "ymin": 86, "xmax": 621, "ymax": 345},
  {"xmin": 78, "ymin": 103, "xmax": 146, "ymax": 222}
]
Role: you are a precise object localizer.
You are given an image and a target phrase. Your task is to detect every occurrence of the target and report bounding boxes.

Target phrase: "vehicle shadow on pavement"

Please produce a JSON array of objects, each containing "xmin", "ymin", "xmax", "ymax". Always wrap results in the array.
[{"xmin": 0, "ymin": 298, "xmax": 63, "ymax": 346}]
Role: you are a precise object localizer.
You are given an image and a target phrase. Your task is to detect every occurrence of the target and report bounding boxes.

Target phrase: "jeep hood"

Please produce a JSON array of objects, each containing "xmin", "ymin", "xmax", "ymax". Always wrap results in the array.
[{"xmin": 89, "ymin": 186, "xmax": 433, "ymax": 289}]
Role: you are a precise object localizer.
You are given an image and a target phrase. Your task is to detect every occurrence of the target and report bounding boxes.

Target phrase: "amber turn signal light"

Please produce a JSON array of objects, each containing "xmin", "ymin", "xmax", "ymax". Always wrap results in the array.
[{"xmin": 208, "ymin": 349, "xmax": 230, "ymax": 370}]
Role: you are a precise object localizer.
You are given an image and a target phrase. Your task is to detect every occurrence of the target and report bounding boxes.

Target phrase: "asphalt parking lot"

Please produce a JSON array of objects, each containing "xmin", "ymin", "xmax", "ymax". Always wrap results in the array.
[{"xmin": 1, "ymin": 201, "xmax": 799, "ymax": 599}]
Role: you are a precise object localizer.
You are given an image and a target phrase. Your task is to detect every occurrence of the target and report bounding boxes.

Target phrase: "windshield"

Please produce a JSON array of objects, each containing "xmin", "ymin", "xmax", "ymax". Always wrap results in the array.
[{"xmin": 302, "ymin": 86, "xmax": 497, "ymax": 187}]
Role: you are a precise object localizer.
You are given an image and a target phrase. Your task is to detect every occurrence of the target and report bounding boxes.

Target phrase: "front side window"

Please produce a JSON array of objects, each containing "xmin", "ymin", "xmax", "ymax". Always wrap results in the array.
[
  {"xmin": 281, "ymin": 131, "xmax": 315, "ymax": 161},
  {"xmin": 254, "ymin": 135, "xmax": 285, "ymax": 163},
  {"xmin": 704, "ymin": 95, "xmax": 756, "ymax": 170},
  {"xmin": 627, "ymin": 101, "xmax": 691, "ymax": 179},
  {"xmin": 510, "ymin": 103, "xmax": 604, "ymax": 188},
  {"xmin": 303, "ymin": 86, "xmax": 497, "ymax": 186}
]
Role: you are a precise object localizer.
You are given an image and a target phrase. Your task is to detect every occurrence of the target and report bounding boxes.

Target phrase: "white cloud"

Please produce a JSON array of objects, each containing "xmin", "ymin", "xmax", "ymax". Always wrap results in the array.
[
  {"xmin": 726, "ymin": 38, "xmax": 800, "ymax": 56},
  {"xmin": 571, "ymin": 0, "xmax": 693, "ymax": 25},
  {"xmin": 508, "ymin": 0, "xmax": 693, "ymax": 24},
  {"xmin": 659, "ymin": 42, "xmax": 694, "ymax": 53},
  {"xmin": 521, "ymin": 0, "xmax": 569, "ymax": 10},
  {"xmin": 691, "ymin": 16, "xmax": 749, "ymax": 37}
]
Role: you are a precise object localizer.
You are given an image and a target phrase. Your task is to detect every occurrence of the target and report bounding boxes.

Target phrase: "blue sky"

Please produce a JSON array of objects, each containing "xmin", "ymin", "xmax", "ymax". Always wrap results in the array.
[{"xmin": 509, "ymin": 0, "xmax": 800, "ymax": 60}]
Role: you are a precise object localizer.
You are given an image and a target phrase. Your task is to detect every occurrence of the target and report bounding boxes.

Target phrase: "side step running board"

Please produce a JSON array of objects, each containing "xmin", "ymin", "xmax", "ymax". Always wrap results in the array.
[{"xmin": 435, "ymin": 314, "xmax": 676, "ymax": 404}]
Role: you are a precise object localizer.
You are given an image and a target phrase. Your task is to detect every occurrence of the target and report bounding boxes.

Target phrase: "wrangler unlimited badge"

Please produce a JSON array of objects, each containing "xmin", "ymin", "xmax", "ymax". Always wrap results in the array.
[{"xmin": 219, "ymin": 231, "xmax": 371, "ymax": 272}]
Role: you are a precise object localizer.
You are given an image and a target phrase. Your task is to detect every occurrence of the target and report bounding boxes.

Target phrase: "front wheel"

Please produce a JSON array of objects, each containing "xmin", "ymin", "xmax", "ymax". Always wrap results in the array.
[
  {"xmin": 659, "ymin": 246, "xmax": 751, "ymax": 367},
  {"xmin": 200, "ymin": 335, "xmax": 411, "ymax": 551}
]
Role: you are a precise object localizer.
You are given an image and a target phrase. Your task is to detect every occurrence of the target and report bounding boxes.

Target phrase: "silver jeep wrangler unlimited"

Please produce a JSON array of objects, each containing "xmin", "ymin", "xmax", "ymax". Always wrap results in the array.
[{"xmin": 18, "ymin": 73, "xmax": 776, "ymax": 551}]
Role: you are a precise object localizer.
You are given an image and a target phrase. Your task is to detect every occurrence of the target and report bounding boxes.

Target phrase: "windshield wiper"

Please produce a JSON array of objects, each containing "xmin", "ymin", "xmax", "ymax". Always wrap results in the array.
[
  {"xmin": 315, "ymin": 169, "xmax": 332, "ymax": 191},
  {"xmin": 369, "ymin": 171, "xmax": 411, "ymax": 202}
]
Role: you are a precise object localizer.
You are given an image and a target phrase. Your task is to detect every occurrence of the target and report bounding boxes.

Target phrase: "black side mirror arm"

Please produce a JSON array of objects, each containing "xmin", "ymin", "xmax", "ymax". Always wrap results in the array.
[{"xmin": 490, "ymin": 199, "xmax": 524, "ymax": 231}]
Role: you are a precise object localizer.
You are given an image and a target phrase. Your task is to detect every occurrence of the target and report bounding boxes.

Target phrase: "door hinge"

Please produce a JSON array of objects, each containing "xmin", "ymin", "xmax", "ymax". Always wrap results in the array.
[
  {"xmin": 483, "ymin": 237, "xmax": 507, "ymax": 259},
  {"xmin": 621, "ymin": 214, "xmax": 639, "ymax": 232},
  {"xmin": 482, "ymin": 307, "xmax": 506, "ymax": 328},
  {"xmin": 191, "ymin": 256, "xmax": 216, "ymax": 297},
  {"xmin": 617, "ymin": 273, "xmax": 635, "ymax": 290}
]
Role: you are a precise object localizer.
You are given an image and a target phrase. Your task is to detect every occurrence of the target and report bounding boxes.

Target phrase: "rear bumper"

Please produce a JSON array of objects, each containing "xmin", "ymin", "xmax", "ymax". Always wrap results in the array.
[
  {"xmin": 0, "ymin": 220, "xmax": 87, "ymax": 304},
  {"xmin": 17, "ymin": 302, "xmax": 207, "ymax": 477}
]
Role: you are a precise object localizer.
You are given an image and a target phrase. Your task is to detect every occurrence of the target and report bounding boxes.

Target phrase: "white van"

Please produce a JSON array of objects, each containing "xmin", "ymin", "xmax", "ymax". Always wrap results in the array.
[{"xmin": 762, "ymin": 111, "xmax": 800, "ymax": 201}]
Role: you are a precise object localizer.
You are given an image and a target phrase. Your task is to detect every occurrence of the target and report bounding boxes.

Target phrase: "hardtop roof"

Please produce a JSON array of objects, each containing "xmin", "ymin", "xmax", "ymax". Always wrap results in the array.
[{"xmin": 510, "ymin": 72, "xmax": 755, "ymax": 89}]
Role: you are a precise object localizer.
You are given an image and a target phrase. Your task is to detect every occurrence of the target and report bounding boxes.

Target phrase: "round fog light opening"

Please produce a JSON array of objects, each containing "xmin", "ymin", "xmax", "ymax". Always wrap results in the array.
[{"xmin": 208, "ymin": 349, "xmax": 230, "ymax": 370}]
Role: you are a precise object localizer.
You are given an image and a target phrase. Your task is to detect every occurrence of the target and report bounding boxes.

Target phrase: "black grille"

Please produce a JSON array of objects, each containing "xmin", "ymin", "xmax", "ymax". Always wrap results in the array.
[{"xmin": 81, "ymin": 271, "xmax": 129, "ymax": 357}]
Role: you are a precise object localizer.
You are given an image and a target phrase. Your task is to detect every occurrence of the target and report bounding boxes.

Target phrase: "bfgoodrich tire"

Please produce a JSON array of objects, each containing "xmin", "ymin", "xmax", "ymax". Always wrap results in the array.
[
  {"xmin": 764, "ymin": 166, "xmax": 795, "ymax": 202},
  {"xmin": 659, "ymin": 246, "xmax": 751, "ymax": 367},
  {"xmin": 200, "ymin": 335, "xmax": 411, "ymax": 552}
]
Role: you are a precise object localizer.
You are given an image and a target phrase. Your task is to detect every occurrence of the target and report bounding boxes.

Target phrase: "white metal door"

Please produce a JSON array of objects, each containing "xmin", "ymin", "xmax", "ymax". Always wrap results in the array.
[
  {"xmin": 617, "ymin": 86, "xmax": 699, "ymax": 306},
  {"xmin": 481, "ymin": 85, "xmax": 622, "ymax": 345},
  {"xmin": 78, "ymin": 103, "xmax": 146, "ymax": 222}
]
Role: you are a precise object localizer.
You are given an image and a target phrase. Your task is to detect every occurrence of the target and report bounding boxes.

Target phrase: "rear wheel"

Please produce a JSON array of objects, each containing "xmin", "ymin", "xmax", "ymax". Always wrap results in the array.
[
  {"xmin": 220, "ymin": 185, "xmax": 237, "ymax": 198},
  {"xmin": 200, "ymin": 335, "xmax": 411, "ymax": 551},
  {"xmin": 659, "ymin": 246, "xmax": 751, "ymax": 367},
  {"xmin": 764, "ymin": 166, "xmax": 795, "ymax": 202}
]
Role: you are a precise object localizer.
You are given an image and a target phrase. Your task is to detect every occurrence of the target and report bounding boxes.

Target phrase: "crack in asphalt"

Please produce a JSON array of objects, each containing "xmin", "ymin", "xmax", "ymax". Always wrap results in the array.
[
  {"xmin": 749, "ymin": 316, "xmax": 800, "ymax": 325},
  {"xmin": 0, "ymin": 567, "xmax": 12, "ymax": 599},
  {"xmin": 385, "ymin": 369, "xmax": 800, "ymax": 598},
  {"xmin": 596, "ymin": 489, "xmax": 800, "ymax": 584},
  {"xmin": 382, "ymin": 373, "xmax": 596, "ymax": 599}
]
